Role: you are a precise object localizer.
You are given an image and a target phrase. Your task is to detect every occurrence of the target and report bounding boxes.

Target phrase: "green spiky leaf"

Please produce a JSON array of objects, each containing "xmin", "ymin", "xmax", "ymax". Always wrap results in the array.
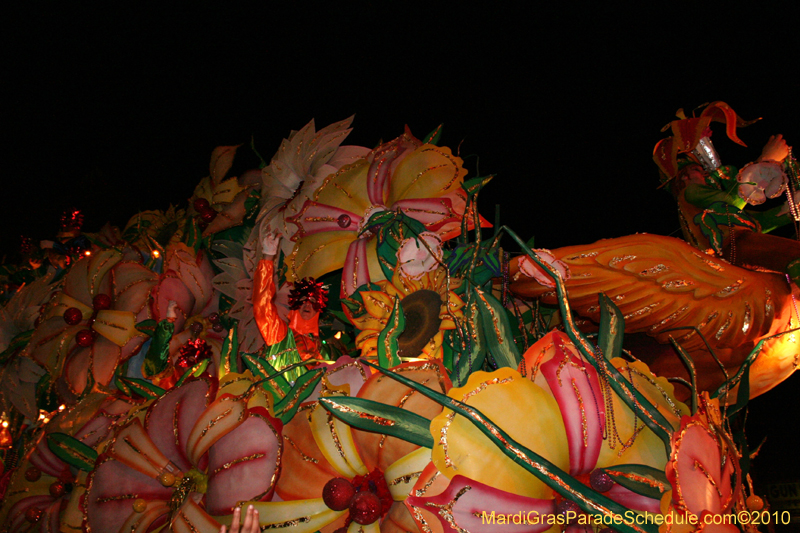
[
  {"xmin": 47, "ymin": 433, "xmax": 98, "ymax": 472},
  {"xmin": 600, "ymin": 464, "xmax": 671, "ymax": 501},
  {"xmin": 320, "ymin": 396, "xmax": 434, "ymax": 448},
  {"xmin": 377, "ymin": 297, "xmax": 404, "ymax": 368}
]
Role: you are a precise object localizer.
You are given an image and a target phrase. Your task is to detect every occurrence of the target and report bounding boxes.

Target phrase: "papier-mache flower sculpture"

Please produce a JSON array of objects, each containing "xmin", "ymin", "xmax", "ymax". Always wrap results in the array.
[
  {"xmin": 0, "ymin": 392, "xmax": 136, "ymax": 533},
  {"xmin": 404, "ymin": 330, "xmax": 688, "ymax": 533},
  {"xmin": 248, "ymin": 360, "xmax": 451, "ymax": 533},
  {"xmin": 285, "ymin": 128, "xmax": 487, "ymax": 295},
  {"xmin": 83, "ymin": 373, "xmax": 281, "ymax": 533},
  {"xmin": 26, "ymin": 249, "xmax": 157, "ymax": 398}
]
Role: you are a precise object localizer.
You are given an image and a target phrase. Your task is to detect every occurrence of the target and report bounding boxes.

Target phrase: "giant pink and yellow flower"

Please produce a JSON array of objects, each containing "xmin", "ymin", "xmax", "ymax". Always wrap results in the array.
[
  {"xmin": 285, "ymin": 129, "xmax": 486, "ymax": 295},
  {"xmin": 406, "ymin": 331, "xmax": 688, "ymax": 533},
  {"xmin": 83, "ymin": 373, "xmax": 281, "ymax": 533},
  {"xmin": 250, "ymin": 360, "xmax": 451, "ymax": 533}
]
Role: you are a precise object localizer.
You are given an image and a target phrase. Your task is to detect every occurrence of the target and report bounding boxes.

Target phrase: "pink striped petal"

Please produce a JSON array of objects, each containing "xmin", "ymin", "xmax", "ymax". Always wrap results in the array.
[
  {"xmin": 342, "ymin": 239, "xmax": 371, "ymax": 296},
  {"xmin": 392, "ymin": 197, "xmax": 455, "ymax": 229},
  {"xmin": 29, "ymin": 439, "xmax": 70, "ymax": 479},
  {"xmin": 292, "ymin": 201, "xmax": 361, "ymax": 237},
  {"xmin": 367, "ymin": 133, "xmax": 420, "ymax": 205},
  {"xmin": 540, "ymin": 335, "xmax": 604, "ymax": 475},
  {"xmin": 85, "ymin": 457, "xmax": 172, "ymax": 533},
  {"xmin": 406, "ymin": 475, "xmax": 555, "ymax": 533},
  {"xmin": 205, "ymin": 410, "xmax": 282, "ymax": 515},
  {"xmin": 144, "ymin": 378, "xmax": 212, "ymax": 472}
]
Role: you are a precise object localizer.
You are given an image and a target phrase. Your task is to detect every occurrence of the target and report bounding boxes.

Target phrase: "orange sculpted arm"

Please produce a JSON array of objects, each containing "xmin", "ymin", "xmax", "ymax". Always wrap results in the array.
[{"xmin": 253, "ymin": 242, "xmax": 288, "ymax": 346}]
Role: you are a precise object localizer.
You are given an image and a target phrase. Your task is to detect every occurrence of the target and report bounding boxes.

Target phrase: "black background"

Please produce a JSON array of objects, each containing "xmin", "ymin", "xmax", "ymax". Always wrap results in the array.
[{"xmin": 4, "ymin": 3, "xmax": 800, "ymax": 492}]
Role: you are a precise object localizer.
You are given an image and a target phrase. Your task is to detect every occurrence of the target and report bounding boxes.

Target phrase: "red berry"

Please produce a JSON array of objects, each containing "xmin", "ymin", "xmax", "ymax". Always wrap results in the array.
[
  {"xmin": 200, "ymin": 209, "xmax": 217, "ymax": 223},
  {"xmin": 556, "ymin": 500, "xmax": 581, "ymax": 523},
  {"xmin": 193, "ymin": 198, "xmax": 211, "ymax": 212},
  {"xmin": 190, "ymin": 322, "xmax": 204, "ymax": 335},
  {"xmin": 337, "ymin": 214, "xmax": 351, "ymax": 228},
  {"xmin": 322, "ymin": 478, "xmax": 356, "ymax": 511},
  {"xmin": 590, "ymin": 469, "xmax": 614, "ymax": 492},
  {"xmin": 25, "ymin": 507, "xmax": 43, "ymax": 523},
  {"xmin": 212, "ymin": 323, "xmax": 225, "ymax": 332},
  {"xmin": 349, "ymin": 491, "xmax": 381, "ymax": 525},
  {"xmin": 25, "ymin": 467, "xmax": 41, "ymax": 482},
  {"xmin": 207, "ymin": 312, "xmax": 220, "ymax": 324},
  {"xmin": 49, "ymin": 481, "xmax": 65, "ymax": 498},
  {"xmin": 93, "ymin": 294, "xmax": 112, "ymax": 310},
  {"xmin": 76, "ymin": 329, "xmax": 94, "ymax": 347},
  {"xmin": 747, "ymin": 495, "xmax": 764, "ymax": 511},
  {"xmin": 63, "ymin": 307, "xmax": 83, "ymax": 325}
]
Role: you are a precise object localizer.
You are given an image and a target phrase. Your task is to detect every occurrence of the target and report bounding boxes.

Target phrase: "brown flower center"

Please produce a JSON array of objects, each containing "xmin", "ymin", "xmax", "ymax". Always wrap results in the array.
[{"xmin": 397, "ymin": 289, "xmax": 443, "ymax": 357}]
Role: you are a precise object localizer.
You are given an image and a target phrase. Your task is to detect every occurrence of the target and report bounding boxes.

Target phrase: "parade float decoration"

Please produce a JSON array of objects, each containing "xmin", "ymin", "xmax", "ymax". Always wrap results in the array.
[{"xmin": 1, "ymin": 109, "xmax": 794, "ymax": 532}]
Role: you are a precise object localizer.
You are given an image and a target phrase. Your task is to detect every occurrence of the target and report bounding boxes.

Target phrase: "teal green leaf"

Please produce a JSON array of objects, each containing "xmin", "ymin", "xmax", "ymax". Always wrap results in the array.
[
  {"xmin": 175, "ymin": 359, "xmax": 210, "ymax": 387},
  {"xmin": 275, "ymin": 368, "xmax": 325, "ymax": 424},
  {"xmin": 600, "ymin": 464, "xmax": 671, "ymax": 501},
  {"xmin": 597, "ymin": 293, "xmax": 624, "ymax": 361},
  {"xmin": 377, "ymin": 298, "xmax": 404, "ymax": 368},
  {"xmin": 116, "ymin": 377, "xmax": 165, "ymax": 399},
  {"xmin": 320, "ymin": 396, "xmax": 434, "ymax": 449},
  {"xmin": 220, "ymin": 326, "xmax": 239, "ymax": 375},
  {"xmin": 135, "ymin": 319, "xmax": 157, "ymax": 337},
  {"xmin": 242, "ymin": 354, "xmax": 291, "ymax": 398},
  {"xmin": 423, "ymin": 124, "xmax": 443, "ymax": 145},
  {"xmin": 47, "ymin": 433, "xmax": 98, "ymax": 472},
  {"xmin": 263, "ymin": 330, "xmax": 304, "ymax": 383},
  {"xmin": 461, "ymin": 175, "xmax": 494, "ymax": 197},
  {"xmin": 474, "ymin": 287, "xmax": 520, "ymax": 369}
]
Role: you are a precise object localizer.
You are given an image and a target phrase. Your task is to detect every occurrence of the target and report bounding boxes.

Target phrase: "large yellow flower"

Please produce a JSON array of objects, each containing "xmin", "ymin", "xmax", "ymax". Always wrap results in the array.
[
  {"xmin": 349, "ymin": 267, "xmax": 464, "ymax": 360},
  {"xmin": 285, "ymin": 129, "xmax": 480, "ymax": 295}
]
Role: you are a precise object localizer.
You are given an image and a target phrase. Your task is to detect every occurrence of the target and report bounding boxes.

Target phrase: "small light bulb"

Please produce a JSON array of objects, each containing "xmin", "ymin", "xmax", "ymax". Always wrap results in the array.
[
  {"xmin": 58, "ymin": 405, "xmax": 66, "ymax": 411},
  {"xmin": 334, "ymin": 331, "xmax": 342, "ymax": 339},
  {"xmin": 84, "ymin": 250, "xmax": 92, "ymax": 256},
  {"xmin": 152, "ymin": 250, "xmax": 160, "ymax": 258},
  {"xmin": 1, "ymin": 421, "xmax": 8, "ymax": 428}
]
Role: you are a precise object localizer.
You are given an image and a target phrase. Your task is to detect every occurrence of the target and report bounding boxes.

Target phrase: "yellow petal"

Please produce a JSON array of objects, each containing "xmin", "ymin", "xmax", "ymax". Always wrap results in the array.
[
  {"xmin": 386, "ymin": 145, "xmax": 466, "ymax": 206},
  {"xmin": 430, "ymin": 368, "xmax": 569, "ymax": 499},
  {"xmin": 309, "ymin": 403, "xmax": 368, "ymax": 478},
  {"xmin": 384, "ymin": 447, "xmax": 431, "ymax": 501},
  {"xmin": 249, "ymin": 499, "xmax": 345, "ymax": 533},
  {"xmin": 362, "ymin": 290, "xmax": 395, "ymax": 320},
  {"xmin": 288, "ymin": 231, "xmax": 355, "ymax": 282},
  {"xmin": 93, "ymin": 310, "xmax": 137, "ymax": 347},
  {"xmin": 314, "ymin": 159, "xmax": 372, "ymax": 215}
]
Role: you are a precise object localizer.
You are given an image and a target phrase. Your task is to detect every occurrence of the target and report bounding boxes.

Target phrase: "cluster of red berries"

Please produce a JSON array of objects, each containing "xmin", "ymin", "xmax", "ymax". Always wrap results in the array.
[
  {"xmin": 176, "ymin": 338, "xmax": 213, "ymax": 371},
  {"xmin": 63, "ymin": 293, "xmax": 113, "ymax": 348},
  {"xmin": 322, "ymin": 476, "xmax": 387, "ymax": 527},
  {"xmin": 193, "ymin": 198, "xmax": 218, "ymax": 229}
]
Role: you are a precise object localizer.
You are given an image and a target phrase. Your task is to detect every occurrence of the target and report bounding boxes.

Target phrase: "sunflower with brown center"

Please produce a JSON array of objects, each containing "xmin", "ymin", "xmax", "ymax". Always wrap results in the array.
[{"xmin": 348, "ymin": 267, "xmax": 464, "ymax": 360}]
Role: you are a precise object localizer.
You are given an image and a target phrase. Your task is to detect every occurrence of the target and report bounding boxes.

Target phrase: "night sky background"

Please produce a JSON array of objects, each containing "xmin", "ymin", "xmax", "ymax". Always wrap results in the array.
[{"xmin": 4, "ymin": 4, "xmax": 800, "ymax": 494}]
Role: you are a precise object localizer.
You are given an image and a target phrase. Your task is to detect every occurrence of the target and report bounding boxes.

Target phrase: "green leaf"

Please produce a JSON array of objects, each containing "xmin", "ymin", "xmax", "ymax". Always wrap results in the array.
[
  {"xmin": 423, "ymin": 124, "xmax": 443, "ymax": 145},
  {"xmin": 116, "ymin": 377, "xmax": 165, "ymax": 399},
  {"xmin": 597, "ymin": 293, "xmax": 624, "ymax": 361},
  {"xmin": 461, "ymin": 175, "xmax": 494, "ymax": 197},
  {"xmin": 135, "ymin": 319, "xmax": 157, "ymax": 337},
  {"xmin": 175, "ymin": 359, "xmax": 210, "ymax": 387},
  {"xmin": 451, "ymin": 313, "xmax": 486, "ymax": 388},
  {"xmin": 47, "ymin": 433, "xmax": 98, "ymax": 472},
  {"xmin": 377, "ymin": 298, "xmax": 404, "ymax": 368},
  {"xmin": 667, "ymin": 336, "xmax": 697, "ymax": 415},
  {"xmin": 220, "ymin": 326, "xmax": 239, "ymax": 375},
  {"xmin": 242, "ymin": 354, "xmax": 291, "ymax": 397},
  {"xmin": 474, "ymin": 287, "xmax": 520, "ymax": 369},
  {"xmin": 320, "ymin": 396, "xmax": 434, "ymax": 448},
  {"xmin": 600, "ymin": 464, "xmax": 671, "ymax": 501},
  {"xmin": 361, "ymin": 361, "xmax": 657, "ymax": 533},
  {"xmin": 275, "ymin": 369, "xmax": 325, "ymax": 424}
]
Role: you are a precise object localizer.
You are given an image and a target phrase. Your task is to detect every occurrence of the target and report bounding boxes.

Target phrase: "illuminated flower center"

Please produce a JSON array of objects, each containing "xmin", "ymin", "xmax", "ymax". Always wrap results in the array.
[
  {"xmin": 167, "ymin": 468, "xmax": 208, "ymax": 511},
  {"xmin": 397, "ymin": 290, "xmax": 443, "ymax": 357}
]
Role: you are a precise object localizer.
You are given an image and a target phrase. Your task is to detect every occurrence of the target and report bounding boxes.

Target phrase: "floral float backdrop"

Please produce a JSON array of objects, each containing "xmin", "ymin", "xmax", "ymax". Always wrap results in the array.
[{"xmin": 1, "ymin": 108, "xmax": 797, "ymax": 532}]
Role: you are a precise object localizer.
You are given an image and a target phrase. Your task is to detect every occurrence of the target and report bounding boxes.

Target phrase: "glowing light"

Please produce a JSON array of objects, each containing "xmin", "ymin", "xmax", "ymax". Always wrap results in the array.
[
  {"xmin": 84, "ymin": 250, "xmax": 92, "ymax": 256},
  {"xmin": 58, "ymin": 404, "xmax": 66, "ymax": 411},
  {"xmin": 1, "ymin": 421, "xmax": 8, "ymax": 428},
  {"xmin": 334, "ymin": 331, "xmax": 342, "ymax": 339},
  {"xmin": 152, "ymin": 250, "xmax": 161, "ymax": 258}
]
